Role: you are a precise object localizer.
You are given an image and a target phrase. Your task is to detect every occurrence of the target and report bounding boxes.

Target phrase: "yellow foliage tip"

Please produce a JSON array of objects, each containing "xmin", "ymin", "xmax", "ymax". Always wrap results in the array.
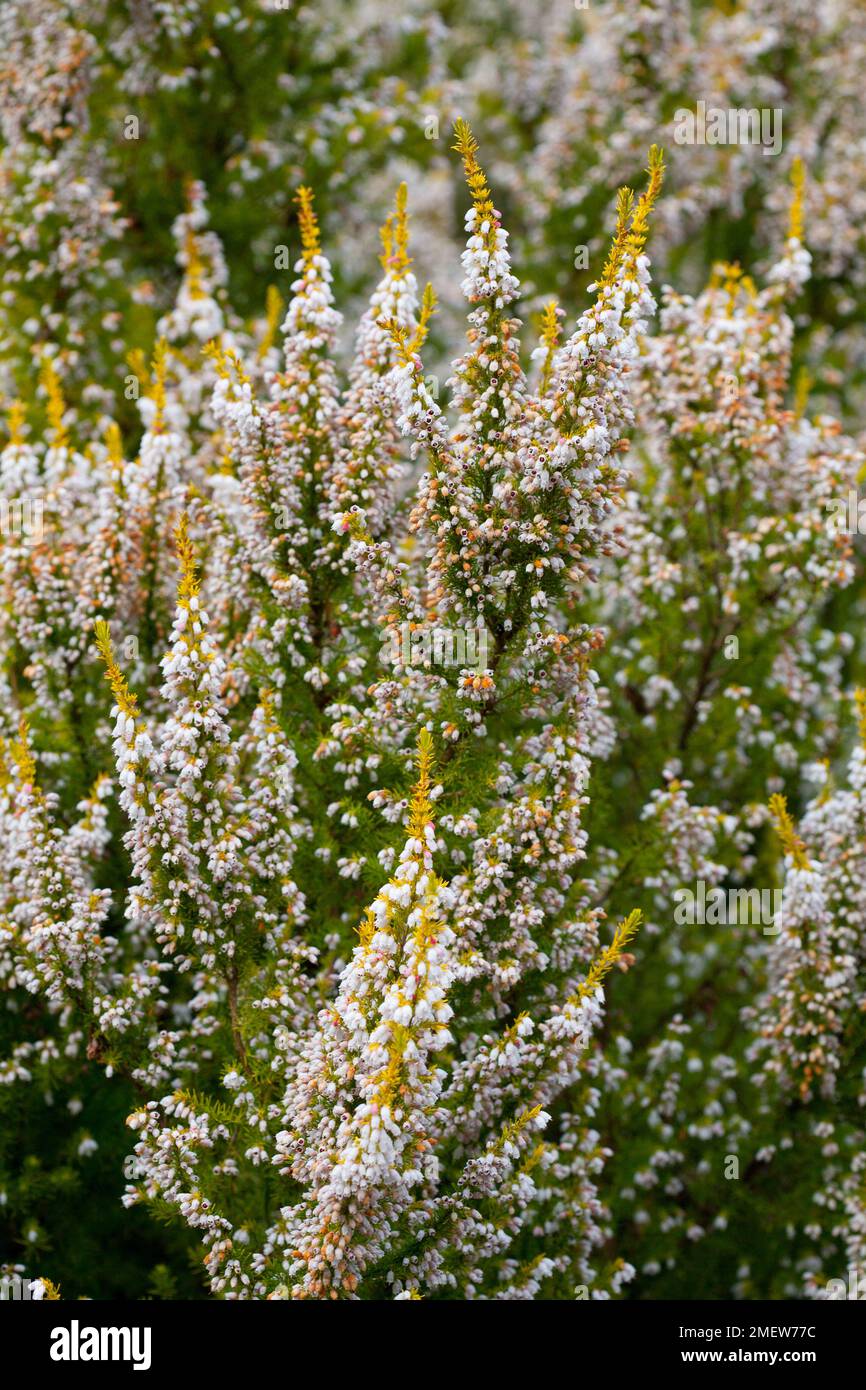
[
  {"xmin": 495, "ymin": 1104, "xmax": 544, "ymax": 1155},
  {"xmin": 39, "ymin": 357, "xmax": 70, "ymax": 450},
  {"xmin": 408, "ymin": 727, "xmax": 436, "ymax": 837},
  {"xmin": 855, "ymin": 688, "xmax": 866, "ymax": 747},
  {"xmin": 357, "ymin": 907, "xmax": 377, "ymax": 949},
  {"xmin": 789, "ymin": 156, "xmax": 806, "ymax": 243},
  {"xmin": 793, "ymin": 366, "xmax": 811, "ymax": 419},
  {"xmin": 452, "ymin": 119, "xmax": 494, "ymax": 223},
  {"xmin": 174, "ymin": 513, "xmax": 200, "ymax": 603},
  {"xmin": 538, "ymin": 301, "xmax": 562, "ymax": 393},
  {"xmin": 381, "ymin": 284, "xmax": 437, "ymax": 363},
  {"xmin": 295, "ymin": 186, "xmax": 320, "ymax": 262},
  {"xmin": 259, "ymin": 687, "xmax": 282, "ymax": 738},
  {"xmin": 600, "ymin": 149, "xmax": 664, "ymax": 289},
  {"xmin": 150, "ymin": 338, "xmax": 169, "ymax": 429},
  {"xmin": 624, "ymin": 145, "xmax": 665, "ymax": 262},
  {"xmin": 451, "ymin": 117, "xmax": 478, "ymax": 161},
  {"xmin": 379, "ymin": 316, "xmax": 412, "ymax": 364},
  {"xmin": 94, "ymin": 619, "xmax": 140, "ymax": 721},
  {"xmin": 203, "ymin": 341, "xmax": 250, "ymax": 385},
  {"xmin": 539, "ymin": 301, "xmax": 561, "ymax": 351},
  {"xmin": 646, "ymin": 144, "xmax": 666, "ymax": 191},
  {"xmin": 380, "ymin": 182, "xmax": 412, "ymax": 275},
  {"xmin": 574, "ymin": 909, "xmax": 641, "ymax": 1003},
  {"xmin": 522, "ymin": 1142, "xmax": 547, "ymax": 1175},
  {"xmin": 412, "ymin": 283, "xmax": 437, "ymax": 351},
  {"xmin": 184, "ymin": 227, "xmax": 206, "ymax": 300},
  {"xmin": 105, "ymin": 422, "xmax": 124, "ymax": 467},
  {"xmin": 613, "ymin": 907, "xmax": 642, "ymax": 950},
  {"xmin": 258, "ymin": 285, "xmax": 284, "ymax": 361},
  {"xmin": 598, "ymin": 189, "xmax": 635, "ymax": 291},
  {"xmin": 7, "ymin": 399, "xmax": 26, "ymax": 447},
  {"xmin": 127, "ymin": 347, "xmax": 149, "ymax": 387},
  {"xmin": 769, "ymin": 793, "xmax": 810, "ymax": 871},
  {"xmin": 11, "ymin": 718, "xmax": 38, "ymax": 791}
]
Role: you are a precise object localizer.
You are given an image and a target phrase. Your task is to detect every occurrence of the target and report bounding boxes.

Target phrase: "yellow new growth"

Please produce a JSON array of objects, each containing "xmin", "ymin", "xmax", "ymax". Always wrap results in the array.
[
  {"xmin": 598, "ymin": 188, "xmax": 635, "ymax": 292},
  {"xmin": 10, "ymin": 718, "xmax": 38, "ymax": 792},
  {"xmin": 452, "ymin": 119, "xmax": 495, "ymax": 228},
  {"xmin": 377, "ymin": 1022, "xmax": 411, "ymax": 1108},
  {"xmin": 769, "ymin": 793, "xmax": 810, "ymax": 871},
  {"xmin": 380, "ymin": 182, "xmax": 412, "ymax": 276},
  {"xmin": 295, "ymin": 186, "xmax": 321, "ymax": 266},
  {"xmin": 624, "ymin": 145, "xmax": 665, "ymax": 270},
  {"xmin": 793, "ymin": 366, "xmax": 812, "ymax": 419},
  {"xmin": 94, "ymin": 619, "xmax": 140, "ymax": 721},
  {"xmin": 184, "ymin": 225, "xmax": 205, "ymax": 300},
  {"xmin": 494, "ymin": 1104, "xmax": 543, "ymax": 1155},
  {"xmin": 413, "ymin": 283, "xmax": 437, "ymax": 351},
  {"xmin": 203, "ymin": 341, "xmax": 250, "ymax": 386},
  {"xmin": 7, "ymin": 399, "xmax": 26, "ymax": 447},
  {"xmin": 522, "ymin": 1142, "xmax": 547, "ymax": 1176},
  {"xmin": 126, "ymin": 347, "xmax": 150, "ymax": 395},
  {"xmin": 151, "ymin": 338, "xmax": 169, "ymax": 432},
  {"xmin": 175, "ymin": 512, "xmax": 200, "ymax": 606},
  {"xmin": 356, "ymin": 906, "xmax": 377, "ymax": 950},
  {"xmin": 258, "ymin": 284, "xmax": 284, "ymax": 361},
  {"xmin": 538, "ymin": 300, "xmax": 561, "ymax": 395},
  {"xmin": 369, "ymin": 728, "xmax": 443, "ymax": 1111},
  {"xmin": 855, "ymin": 688, "xmax": 866, "ymax": 747},
  {"xmin": 39, "ymin": 357, "xmax": 70, "ymax": 450},
  {"xmin": 105, "ymin": 422, "xmax": 123, "ymax": 467},
  {"xmin": 408, "ymin": 727, "xmax": 435, "ymax": 839},
  {"xmin": 382, "ymin": 283, "xmax": 437, "ymax": 362},
  {"xmin": 259, "ymin": 687, "xmax": 280, "ymax": 736},
  {"xmin": 573, "ymin": 909, "xmax": 641, "ymax": 1004},
  {"xmin": 789, "ymin": 156, "xmax": 806, "ymax": 243},
  {"xmin": 597, "ymin": 145, "xmax": 664, "ymax": 293},
  {"xmin": 711, "ymin": 261, "xmax": 756, "ymax": 316}
]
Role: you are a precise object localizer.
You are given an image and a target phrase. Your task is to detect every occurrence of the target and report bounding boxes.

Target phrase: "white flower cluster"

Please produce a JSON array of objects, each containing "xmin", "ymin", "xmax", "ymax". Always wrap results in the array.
[
  {"xmin": 3, "ymin": 5, "xmax": 866, "ymax": 1295},
  {"xmin": 0, "ymin": 129, "xmax": 656, "ymax": 1298}
]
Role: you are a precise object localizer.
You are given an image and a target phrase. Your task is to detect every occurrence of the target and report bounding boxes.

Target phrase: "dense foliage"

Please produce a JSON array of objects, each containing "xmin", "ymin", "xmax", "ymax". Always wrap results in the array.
[{"xmin": 1, "ymin": 0, "xmax": 865, "ymax": 1302}]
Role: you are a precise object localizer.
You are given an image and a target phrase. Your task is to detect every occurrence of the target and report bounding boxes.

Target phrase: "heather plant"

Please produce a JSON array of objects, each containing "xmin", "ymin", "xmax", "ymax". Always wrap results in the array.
[
  {"xmin": 0, "ymin": 0, "xmax": 457, "ymax": 419},
  {"xmin": 3, "ymin": 1, "xmax": 866, "ymax": 1310},
  {"xmin": 479, "ymin": 0, "xmax": 866, "ymax": 421},
  {"xmin": 587, "ymin": 168, "xmax": 861, "ymax": 894},
  {"xmin": 0, "ymin": 125, "xmax": 669, "ymax": 1299},
  {"xmin": 8, "ymin": 1, "xmax": 866, "ymax": 426},
  {"xmin": 562, "ymin": 172, "xmax": 866, "ymax": 1300}
]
